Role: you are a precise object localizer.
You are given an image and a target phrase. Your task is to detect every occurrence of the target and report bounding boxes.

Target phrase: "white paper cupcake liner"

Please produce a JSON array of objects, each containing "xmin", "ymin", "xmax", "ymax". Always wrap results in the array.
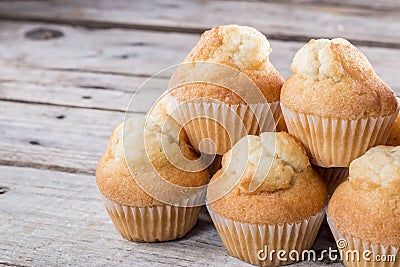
[
  {"xmin": 327, "ymin": 216, "xmax": 399, "ymax": 267},
  {"xmin": 281, "ymin": 105, "xmax": 399, "ymax": 167},
  {"xmin": 101, "ymin": 190, "xmax": 205, "ymax": 242},
  {"xmin": 169, "ymin": 96, "xmax": 281, "ymax": 155},
  {"xmin": 312, "ymin": 164, "xmax": 349, "ymax": 196},
  {"xmin": 207, "ymin": 206, "xmax": 325, "ymax": 266}
]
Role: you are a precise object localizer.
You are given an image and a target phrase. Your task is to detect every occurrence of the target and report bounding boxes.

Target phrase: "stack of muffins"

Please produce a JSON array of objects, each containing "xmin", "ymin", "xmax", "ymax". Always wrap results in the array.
[{"xmin": 96, "ymin": 24, "xmax": 400, "ymax": 266}]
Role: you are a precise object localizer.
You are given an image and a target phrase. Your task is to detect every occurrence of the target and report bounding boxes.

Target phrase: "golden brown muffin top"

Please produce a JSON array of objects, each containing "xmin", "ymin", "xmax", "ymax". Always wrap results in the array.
[
  {"xmin": 169, "ymin": 25, "xmax": 284, "ymax": 104},
  {"xmin": 387, "ymin": 97, "xmax": 400, "ymax": 146},
  {"xmin": 328, "ymin": 146, "xmax": 400, "ymax": 246},
  {"xmin": 281, "ymin": 38, "xmax": 398, "ymax": 120},
  {"xmin": 96, "ymin": 114, "xmax": 209, "ymax": 207},
  {"xmin": 207, "ymin": 132, "xmax": 327, "ymax": 224}
]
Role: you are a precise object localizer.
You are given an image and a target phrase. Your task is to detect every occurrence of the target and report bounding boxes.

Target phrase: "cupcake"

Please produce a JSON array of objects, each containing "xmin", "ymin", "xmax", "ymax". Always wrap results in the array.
[
  {"xmin": 311, "ymin": 164, "xmax": 349, "ymax": 196},
  {"xmin": 207, "ymin": 132, "xmax": 327, "ymax": 266},
  {"xmin": 96, "ymin": 114, "xmax": 209, "ymax": 242},
  {"xmin": 328, "ymin": 146, "xmax": 400, "ymax": 267},
  {"xmin": 168, "ymin": 25, "xmax": 284, "ymax": 155},
  {"xmin": 281, "ymin": 38, "xmax": 399, "ymax": 167},
  {"xmin": 387, "ymin": 97, "xmax": 400, "ymax": 146}
]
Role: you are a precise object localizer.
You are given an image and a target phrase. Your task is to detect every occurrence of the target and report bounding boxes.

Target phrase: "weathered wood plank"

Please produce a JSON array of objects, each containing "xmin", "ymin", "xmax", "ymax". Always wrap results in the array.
[
  {"xmin": 0, "ymin": 60, "xmax": 167, "ymax": 112},
  {"xmin": 0, "ymin": 0, "xmax": 399, "ymax": 47},
  {"xmin": 264, "ymin": 0, "xmax": 400, "ymax": 11},
  {"xmin": 0, "ymin": 100, "xmax": 124, "ymax": 174},
  {"xmin": 1, "ymin": 22, "xmax": 400, "ymax": 94},
  {"xmin": 0, "ymin": 21, "xmax": 198, "ymax": 77},
  {"xmin": 0, "ymin": 67, "xmax": 168, "ymax": 174},
  {"xmin": 0, "ymin": 166, "xmax": 340, "ymax": 267}
]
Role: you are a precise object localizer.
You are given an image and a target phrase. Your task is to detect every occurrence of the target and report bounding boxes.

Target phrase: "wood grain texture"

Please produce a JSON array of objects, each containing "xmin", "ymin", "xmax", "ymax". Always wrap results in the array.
[
  {"xmin": 0, "ymin": 166, "xmax": 341, "ymax": 267},
  {"xmin": 0, "ymin": 1, "xmax": 398, "ymax": 266},
  {"xmin": 0, "ymin": 100, "xmax": 122, "ymax": 174},
  {"xmin": 0, "ymin": 0, "xmax": 399, "ymax": 47},
  {"xmin": 1, "ymin": 22, "xmax": 400, "ymax": 94},
  {"xmin": 0, "ymin": 60, "xmax": 167, "ymax": 112},
  {"xmin": 250, "ymin": 0, "xmax": 400, "ymax": 11}
]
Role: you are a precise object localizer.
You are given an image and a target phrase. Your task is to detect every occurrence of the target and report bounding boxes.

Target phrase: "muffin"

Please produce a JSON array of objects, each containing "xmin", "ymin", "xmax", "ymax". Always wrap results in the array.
[
  {"xmin": 328, "ymin": 146, "xmax": 400, "ymax": 267},
  {"xmin": 168, "ymin": 24, "xmax": 284, "ymax": 155},
  {"xmin": 96, "ymin": 114, "xmax": 209, "ymax": 242},
  {"xmin": 207, "ymin": 132, "xmax": 327, "ymax": 266},
  {"xmin": 281, "ymin": 38, "xmax": 399, "ymax": 167},
  {"xmin": 387, "ymin": 97, "xmax": 400, "ymax": 146},
  {"xmin": 312, "ymin": 164, "xmax": 349, "ymax": 196}
]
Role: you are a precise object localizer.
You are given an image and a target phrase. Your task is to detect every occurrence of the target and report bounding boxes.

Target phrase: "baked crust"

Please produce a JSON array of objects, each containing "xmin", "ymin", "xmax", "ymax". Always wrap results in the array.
[
  {"xmin": 328, "ymin": 181, "xmax": 400, "ymax": 246},
  {"xmin": 169, "ymin": 25, "xmax": 284, "ymax": 104},
  {"xmin": 349, "ymin": 146, "xmax": 400, "ymax": 187},
  {"xmin": 209, "ymin": 168, "xmax": 326, "ymax": 224},
  {"xmin": 328, "ymin": 146, "xmax": 400, "ymax": 246},
  {"xmin": 96, "ymin": 115, "xmax": 209, "ymax": 207},
  {"xmin": 207, "ymin": 132, "xmax": 327, "ymax": 224},
  {"xmin": 281, "ymin": 38, "xmax": 398, "ymax": 120}
]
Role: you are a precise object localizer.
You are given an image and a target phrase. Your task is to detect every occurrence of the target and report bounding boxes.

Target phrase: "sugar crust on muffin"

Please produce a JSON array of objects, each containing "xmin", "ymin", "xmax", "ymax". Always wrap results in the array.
[
  {"xmin": 281, "ymin": 38, "xmax": 398, "ymax": 119},
  {"xmin": 169, "ymin": 25, "xmax": 284, "ymax": 104},
  {"xmin": 96, "ymin": 114, "xmax": 208, "ymax": 207},
  {"xmin": 328, "ymin": 146, "xmax": 400, "ymax": 246},
  {"xmin": 208, "ymin": 132, "xmax": 327, "ymax": 224}
]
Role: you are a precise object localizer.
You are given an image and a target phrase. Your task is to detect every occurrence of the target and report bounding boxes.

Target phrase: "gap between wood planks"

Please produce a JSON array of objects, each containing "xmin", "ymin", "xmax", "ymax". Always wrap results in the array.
[
  {"xmin": 0, "ymin": 98, "xmax": 137, "ymax": 114},
  {"xmin": 0, "ymin": 159, "xmax": 94, "ymax": 175},
  {"xmin": 40, "ymin": 66, "xmax": 171, "ymax": 80},
  {"xmin": 225, "ymin": 0, "xmax": 400, "ymax": 12},
  {"xmin": 1, "ymin": 16, "xmax": 400, "ymax": 50},
  {"xmin": 0, "ymin": 0, "xmax": 399, "ymax": 49},
  {"xmin": 0, "ymin": 261, "xmax": 30, "ymax": 267}
]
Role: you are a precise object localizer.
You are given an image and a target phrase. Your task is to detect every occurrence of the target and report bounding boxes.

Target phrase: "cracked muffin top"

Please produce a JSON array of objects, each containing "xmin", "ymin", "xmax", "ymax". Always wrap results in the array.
[
  {"xmin": 281, "ymin": 38, "xmax": 398, "ymax": 119},
  {"xmin": 96, "ymin": 114, "xmax": 208, "ymax": 207},
  {"xmin": 207, "ymin": 132, "xmax": 327, "ymax": 224},
  {"xmin": 329, "ymin": 146, "xmax": 400, "ymax": 246},
  {"xmin": 169, "ymin": 25, "xmax": 284, "ymax": 104}
]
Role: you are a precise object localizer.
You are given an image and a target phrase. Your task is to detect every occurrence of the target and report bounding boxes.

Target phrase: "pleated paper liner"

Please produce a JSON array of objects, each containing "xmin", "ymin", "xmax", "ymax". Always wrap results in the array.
[
  {"xmin": 312, "ymin": 164, "xmax": 349, "ymax": 196},
  {"xmin": 101, "ymin": 189, "xmax": 206, "ymax": 242},
  {"xmin": 207, "ymin": 205, "xmax": 325, "ymax": 266},
  {"xmin": 327, "ymin": 216, "xmax": 399, "ymax": 267},
  {"xmin": 281, "ymin": 105, "xmax": 399, "ymax": 167},
  {"xmin": 169, "ymin": 96, "xmax": 281, "ymax": 155}
]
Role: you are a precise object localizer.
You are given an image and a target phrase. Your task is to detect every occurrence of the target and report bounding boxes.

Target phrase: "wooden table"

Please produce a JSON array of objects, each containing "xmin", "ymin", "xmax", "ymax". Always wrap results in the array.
[{"xmin": 0, "ymin": 1, "xmax": 399, "ymax": 266}]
